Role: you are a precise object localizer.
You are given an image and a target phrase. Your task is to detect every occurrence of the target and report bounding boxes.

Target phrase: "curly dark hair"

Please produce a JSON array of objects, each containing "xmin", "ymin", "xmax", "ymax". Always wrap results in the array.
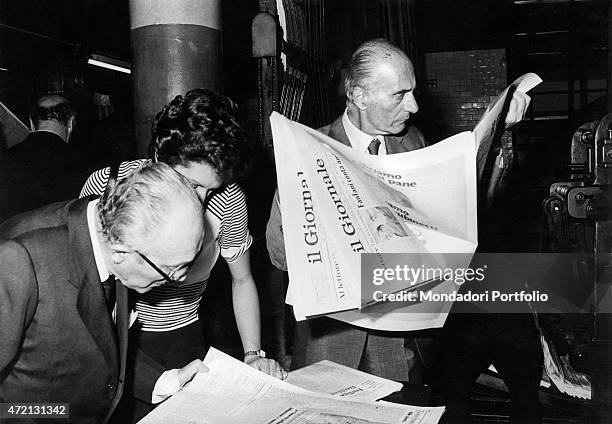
[{"xmin": 149, "ymin": 88, "xmax": 251, "ymax": 185}]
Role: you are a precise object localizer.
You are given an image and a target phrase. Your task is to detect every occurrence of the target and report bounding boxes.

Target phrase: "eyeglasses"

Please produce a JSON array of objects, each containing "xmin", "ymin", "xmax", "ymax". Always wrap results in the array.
[{"xmin": 136, "ymin": 251, "xmax": 185, "ymax": 287}]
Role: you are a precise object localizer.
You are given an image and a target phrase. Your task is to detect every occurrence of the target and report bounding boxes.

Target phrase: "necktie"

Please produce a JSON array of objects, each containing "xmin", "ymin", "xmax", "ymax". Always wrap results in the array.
[
  {"xmin": 368, "ymin": 138, "xmax": 381, "ymax": 155},
  {"xmin": 102, "ymin": 275, "xmax": 116, "ymax": 313}
]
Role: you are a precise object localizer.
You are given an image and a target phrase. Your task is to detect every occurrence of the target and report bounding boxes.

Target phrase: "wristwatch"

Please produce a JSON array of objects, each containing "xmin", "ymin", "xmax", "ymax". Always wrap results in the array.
[{"xmin": 244, "ymin": 349, "xmax": 266, "ymax": 358}]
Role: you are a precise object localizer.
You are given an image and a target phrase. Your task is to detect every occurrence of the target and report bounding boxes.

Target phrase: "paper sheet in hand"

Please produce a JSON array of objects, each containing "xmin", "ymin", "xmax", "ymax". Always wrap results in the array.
[
  {"xmin": 272, "ymin": 114, "xmax": 477, "ymax": 329},
  {"xmin": 473, "ymin": 72, "xmax": 543, "ymax": 175},
  {"xmin": 138, "ymin": 348, "xmax": 445, "ymax": 424}
]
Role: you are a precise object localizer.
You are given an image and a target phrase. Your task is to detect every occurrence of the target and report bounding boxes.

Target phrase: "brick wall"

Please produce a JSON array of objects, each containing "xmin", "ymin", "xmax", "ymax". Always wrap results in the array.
[{"xmin": 420, "ymin": 49, "xmax": 507, "ymax": 139}]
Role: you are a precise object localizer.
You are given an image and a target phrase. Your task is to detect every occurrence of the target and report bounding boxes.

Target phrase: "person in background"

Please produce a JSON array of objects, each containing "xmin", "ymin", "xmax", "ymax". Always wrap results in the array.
[
  {"xmin": 80, "ymin": 88, "xmax": 285, "ymax": 423},
  {"xmin": 0, "ymin": 162, "xmax": 207, "ymax": 424},
  {"xmin": 1, "ymin": 94, "xmax": 88, "ymax": 220}
]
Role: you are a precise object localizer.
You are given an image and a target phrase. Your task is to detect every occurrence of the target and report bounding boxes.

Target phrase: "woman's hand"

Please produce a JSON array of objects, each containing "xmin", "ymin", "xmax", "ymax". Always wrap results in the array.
[{"xmin": 245, "ymin": 356, "xmax": 288, "ymax": 380}]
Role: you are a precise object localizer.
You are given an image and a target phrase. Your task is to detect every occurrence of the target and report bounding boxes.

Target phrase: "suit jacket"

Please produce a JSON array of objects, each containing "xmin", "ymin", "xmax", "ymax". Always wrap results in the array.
[
  {"xmin": 0, "ymin": 131, "xmax": 87, "ymax": 222},
  {"xmin": 267, "ymin": 114, "xmax": 435, "ymax": 381},
  {"xmin": 319, "ymin": 114, "xmax": 427, "ymax": 153},
  {"xmin": 0, "ymin": 197, "xmax": 128, "ymax": 424}
]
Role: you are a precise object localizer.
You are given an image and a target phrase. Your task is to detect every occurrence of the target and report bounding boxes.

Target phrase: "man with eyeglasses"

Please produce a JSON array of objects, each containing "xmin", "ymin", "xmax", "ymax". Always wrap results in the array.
[
  {"xmin": 136, "ymin": 250, "xmax": 192, "ymax": 286},
  {"xmin": 79, "ymin": 89, "xmax": 286, "ymax": 423},
  {"xmin": 0, "ymin": 162, "xmax": 206, "ymax": 424}
]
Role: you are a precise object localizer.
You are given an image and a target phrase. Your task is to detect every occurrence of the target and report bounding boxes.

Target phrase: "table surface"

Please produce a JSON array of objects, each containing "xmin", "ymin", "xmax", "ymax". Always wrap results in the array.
[{"xmin": 381, "ymin": 383, "xmax": 432, "ymax": 407}]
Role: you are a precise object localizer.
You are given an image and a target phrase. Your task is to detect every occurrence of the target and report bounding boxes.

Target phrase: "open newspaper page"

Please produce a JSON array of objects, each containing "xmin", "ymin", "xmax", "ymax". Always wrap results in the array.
[
  {"xmin": 272, "ymin": 113, "xmax": 477, "ymax": 329},
  {"xmin": 138, "ymin": 348, "xmax": 445, "ymax": 424},
  {"xmin": 273, "ymin": 72, "xmax": 542, "ymax": 331}
]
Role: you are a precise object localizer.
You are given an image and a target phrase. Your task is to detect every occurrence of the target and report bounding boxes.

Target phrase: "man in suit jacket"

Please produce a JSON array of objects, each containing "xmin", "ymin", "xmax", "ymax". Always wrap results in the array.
[
  {"xmin": 0, "ymin": 94, "xmax": 90, "ymax": 221},
  {"xmin": 266, "ymin": 38, "xmax": 530, "ymax": 381},
  {"xmin": 0, "ymin": 162, "xmax": 206, "ymax": 423}
]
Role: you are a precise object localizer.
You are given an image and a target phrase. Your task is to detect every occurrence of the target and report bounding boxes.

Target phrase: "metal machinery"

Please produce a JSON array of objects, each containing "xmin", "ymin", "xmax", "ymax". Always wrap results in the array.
[
  {"xmin": 543, "ymin": 114, "xmax": 612, "ymax": 422},
  {"xmin": 252, "ymin": 0, "xmax": 329, "ymax": 152}
]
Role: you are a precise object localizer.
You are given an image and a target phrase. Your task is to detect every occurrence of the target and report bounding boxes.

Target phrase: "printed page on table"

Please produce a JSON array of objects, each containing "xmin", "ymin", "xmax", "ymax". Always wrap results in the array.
[
  {"xmin": 286, "ymin": 359, "xmax": 403, "ymax": 401},
  {"xmin": 138, "ymin": 347, "xmax": 445, "ymax": 424}
]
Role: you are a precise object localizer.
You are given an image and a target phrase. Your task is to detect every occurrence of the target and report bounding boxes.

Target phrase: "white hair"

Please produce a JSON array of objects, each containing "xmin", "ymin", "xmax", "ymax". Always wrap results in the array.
[
  {"xmin": 97, "ymin": 162, "xmax": 202, "ymax": 248},
  {"xmin": 344, "ymin": 38, "xmax": 409, "ymax": 102}
]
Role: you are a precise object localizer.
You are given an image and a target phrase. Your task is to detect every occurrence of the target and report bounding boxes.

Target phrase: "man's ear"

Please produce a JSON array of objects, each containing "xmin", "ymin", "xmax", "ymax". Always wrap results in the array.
[{"xmin": 352, "ymin": 87, "xmax": 368, "ymax": 110}]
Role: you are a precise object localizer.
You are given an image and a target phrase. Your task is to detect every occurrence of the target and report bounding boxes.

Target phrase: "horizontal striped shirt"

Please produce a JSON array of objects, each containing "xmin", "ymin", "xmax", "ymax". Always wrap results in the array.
[{"xmin": 80, "ymin": 159, "xmax": 252, "ymax": 331}]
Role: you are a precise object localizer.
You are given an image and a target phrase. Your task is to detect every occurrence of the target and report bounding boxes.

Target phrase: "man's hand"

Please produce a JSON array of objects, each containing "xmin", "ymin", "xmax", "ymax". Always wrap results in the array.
[
  {"xmin": 504, "ymin": 91, "xmax": 531, "ymax": 129},
  {"xmin": 177, "ymin": 359, "xmax": 209, "ymax": 386},
  {"xmin": 245, "ymin": 356, "xmax": 288, "ymax": 380}
]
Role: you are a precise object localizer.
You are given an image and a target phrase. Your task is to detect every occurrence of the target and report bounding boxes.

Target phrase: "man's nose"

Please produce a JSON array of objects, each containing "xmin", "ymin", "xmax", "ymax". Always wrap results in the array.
[{"xmin": 403, "ymin": 93, "xmax": 418, "ymax": 114}]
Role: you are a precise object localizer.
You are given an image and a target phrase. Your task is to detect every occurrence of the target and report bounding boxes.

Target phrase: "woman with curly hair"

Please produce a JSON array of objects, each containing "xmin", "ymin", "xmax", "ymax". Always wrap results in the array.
[{"xmin": 80, "ymin": 88, "xmax": 284, "ymax": 422}]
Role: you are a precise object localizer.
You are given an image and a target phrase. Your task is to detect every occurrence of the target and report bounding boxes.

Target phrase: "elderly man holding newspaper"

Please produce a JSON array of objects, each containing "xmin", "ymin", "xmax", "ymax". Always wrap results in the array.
[{"xmin": 266, "ymin": 38, "xmax": 531, "ymax": 381}]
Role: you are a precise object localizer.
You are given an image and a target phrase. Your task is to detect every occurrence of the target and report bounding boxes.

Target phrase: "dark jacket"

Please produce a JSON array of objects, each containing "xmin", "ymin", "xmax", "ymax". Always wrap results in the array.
[
  {"xmin": 0, "ymin": 131, "xmax": 87, "ymax": 221},
  {"xmin": 0, "ymin": 197, "xmax": 128, "ymax": 423}
]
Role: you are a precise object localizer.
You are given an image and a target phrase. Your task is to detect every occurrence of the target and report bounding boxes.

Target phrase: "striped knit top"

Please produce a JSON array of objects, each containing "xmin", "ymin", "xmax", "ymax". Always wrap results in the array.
[{"xmin": 80, "ymin": 159, "xmax": 252, "ymax": 331}]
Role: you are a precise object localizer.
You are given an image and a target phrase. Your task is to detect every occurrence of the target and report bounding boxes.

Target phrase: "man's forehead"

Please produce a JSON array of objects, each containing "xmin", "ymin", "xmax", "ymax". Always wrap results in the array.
[{"xmin": 370, "ymin": 57, "xmax": 416, "ymax": 89}]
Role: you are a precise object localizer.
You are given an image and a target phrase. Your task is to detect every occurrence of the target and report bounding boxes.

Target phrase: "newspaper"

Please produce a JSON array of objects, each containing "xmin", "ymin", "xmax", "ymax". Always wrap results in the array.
[
  {"xmin": 138, "ymin": 348, "xmax": 445, "ymax": 424},
  {"xmin": 0, "ymin": 100, "xmax": 30, "ymax": 148},
  {"xmin": 272, "ymin": 73, "xmax": 542, "ymax": 331},
  {"xmin": 274, "ymin": 115, "xmax": 477, "ymax": 326},
  {"xmin": 286, "ymin": 360, "xmax": 403, "ymax": 401},
  {"xmin": 540, "ymin": 334, "xmax": 591, "ymax": 399}
]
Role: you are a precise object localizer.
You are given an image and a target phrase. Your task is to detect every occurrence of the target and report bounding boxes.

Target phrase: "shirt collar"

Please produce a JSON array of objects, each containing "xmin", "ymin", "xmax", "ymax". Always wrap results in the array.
[
  {"xmin": 87, "ymin": 198, "xmax": 110, "ymax": 282},
  {"xmin": 342, "ymin": 109, "xmax": 386, "ymax": 155}
]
